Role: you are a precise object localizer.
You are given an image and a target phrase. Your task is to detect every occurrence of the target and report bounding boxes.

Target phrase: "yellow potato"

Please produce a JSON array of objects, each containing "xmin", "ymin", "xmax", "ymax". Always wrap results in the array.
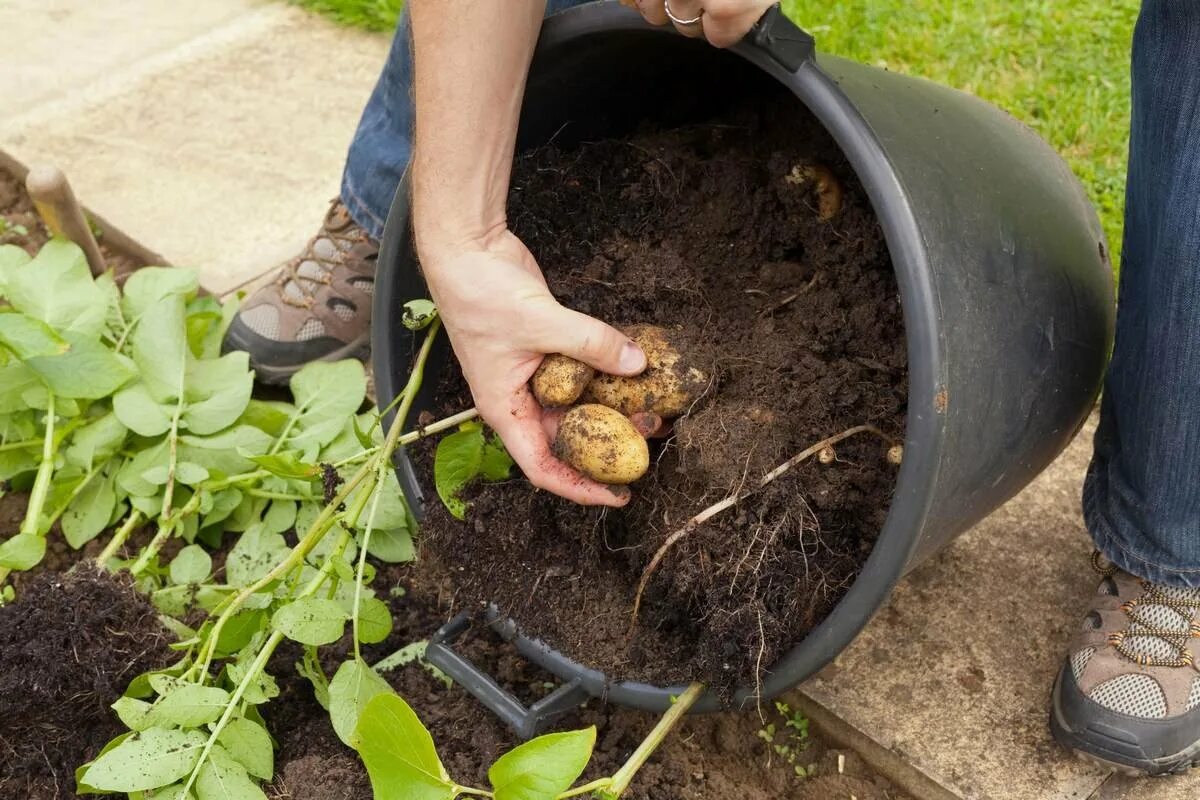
[
  {"xmin": 531, "ymin": 354, "xmax": 595, "ymax": 408},
  {"xmin": 582, "ymin": 324, "xmax": 706, "ymax": 418},
  {"xmin": 786, "ymin": 163, "xmax": 843, "ymax": 221},
  {"xmin": 553, "ymin": 404, "xmax": 649, "ymax": 485}
]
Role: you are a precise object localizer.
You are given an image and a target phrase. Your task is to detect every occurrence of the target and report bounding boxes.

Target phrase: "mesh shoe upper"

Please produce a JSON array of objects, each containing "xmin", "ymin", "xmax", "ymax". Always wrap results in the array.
[
  {"xmin": 1067, "ymin": 553, "xmax": 1200, "ymax": 720},
  {"xmin": 234, "ymin": 200, "xmax": 378, "ymax": 351}
]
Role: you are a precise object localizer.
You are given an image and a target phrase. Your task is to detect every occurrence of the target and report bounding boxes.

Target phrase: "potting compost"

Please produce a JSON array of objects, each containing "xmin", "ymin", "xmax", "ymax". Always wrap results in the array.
[{"xmin": 416, "ymin": 97, "xmax": 907, "ymax": 694}]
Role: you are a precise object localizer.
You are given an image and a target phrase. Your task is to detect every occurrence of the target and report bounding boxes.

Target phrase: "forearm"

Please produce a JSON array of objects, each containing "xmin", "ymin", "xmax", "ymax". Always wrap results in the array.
[{"xmin": 410, "ymin": 0, "xmax": 546, "ymax": 260}]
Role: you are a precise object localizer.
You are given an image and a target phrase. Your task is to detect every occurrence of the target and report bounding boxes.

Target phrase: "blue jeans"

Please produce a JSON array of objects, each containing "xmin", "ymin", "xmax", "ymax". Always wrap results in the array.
[
  {"xmin": 1084, "ymin": 0, "xmax": 1200, "ymax": 588},
  {"xmin": 342, "ymin": 1, "xmax": 1200, "ymax": 587},
  {"xmin": 340, "ymin": 0, "xmax": 589, "ymax": 240}
]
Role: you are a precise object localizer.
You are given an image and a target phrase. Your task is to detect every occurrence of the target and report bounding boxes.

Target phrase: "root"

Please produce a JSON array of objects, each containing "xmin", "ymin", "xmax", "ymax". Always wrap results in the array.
[{"xmin": 629, "ymin": 424, "xmax": 894, "ymax": 630}]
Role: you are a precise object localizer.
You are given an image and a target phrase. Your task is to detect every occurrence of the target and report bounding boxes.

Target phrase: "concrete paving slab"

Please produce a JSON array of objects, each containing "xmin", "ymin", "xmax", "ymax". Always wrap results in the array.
[
  {"xmin": 1091, "ymin": 771, "xmax": 1200, "ymax": 800},
  {"xmin": 800, "ymin": 416, "xmax": 1118, "ymax": 799},
  {"xmin": 0, "ymin": 0, "xmax": 256, "ymax": 117},
  {"xmin": 2, "ymin": 5, "xmax": 389, "ymax": 293}
]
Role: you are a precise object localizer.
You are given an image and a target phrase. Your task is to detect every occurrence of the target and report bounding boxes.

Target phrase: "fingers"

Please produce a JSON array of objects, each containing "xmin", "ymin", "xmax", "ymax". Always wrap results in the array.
[
  {"xmin": 701, "ymin": 1, "xmax": 776, "ymax": 48},
  {"xmin": 664, "ymin": 0, "xmax": 706, "ymax": 38},
  {"xmin": 535, "ymin": 306, "xmax": 647, "ymax": 377},
  {"xmin": 629, "ymin": 411, "xmax": 667, "ymax": 438},
  {"xmin": 487, "ymin": 389, "xmax": 631, "ymax": 507},
  {"xmin": 632, "ymin": 0, "xmax": 670, "ymax": 26}
]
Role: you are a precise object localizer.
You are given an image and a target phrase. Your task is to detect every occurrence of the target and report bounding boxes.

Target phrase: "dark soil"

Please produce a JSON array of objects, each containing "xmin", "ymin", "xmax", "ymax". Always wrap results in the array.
[
  {"xmin": 0, "ymin": 567, "xmax": 173, "ymax": 799},
  {"xmin": 0, "ymin": 163, "xmax": 142, "ymax": 275},
  {"xmin": 417, "ymin": 99, "xmax": 907, "ymax": 694},
  {"xmin": 265, "ymin": 563, "xmax": 909, "ymax": 800}
]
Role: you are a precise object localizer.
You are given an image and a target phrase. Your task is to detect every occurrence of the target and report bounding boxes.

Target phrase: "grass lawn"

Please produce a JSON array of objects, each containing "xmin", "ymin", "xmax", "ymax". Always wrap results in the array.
[{"xmin": 294, "ymin": 0, "xmax": 1138, "ymax": 267}]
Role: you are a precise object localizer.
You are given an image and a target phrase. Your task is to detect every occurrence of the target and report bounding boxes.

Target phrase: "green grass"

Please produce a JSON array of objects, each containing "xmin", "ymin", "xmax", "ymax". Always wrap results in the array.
[{"xmin": 295, "ymin": 0, "xmax": 1138, "ymax": 266}]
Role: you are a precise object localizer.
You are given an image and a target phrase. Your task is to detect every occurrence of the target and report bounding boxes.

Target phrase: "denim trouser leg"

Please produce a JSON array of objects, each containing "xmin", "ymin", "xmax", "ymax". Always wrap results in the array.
[
  {"xmin": 340, "ymin": 1, "xmax": 592, "ymax": 241},
  {"xmin": 1083, "ymin": 0, "xmax": 1200, "ymax": 587}
]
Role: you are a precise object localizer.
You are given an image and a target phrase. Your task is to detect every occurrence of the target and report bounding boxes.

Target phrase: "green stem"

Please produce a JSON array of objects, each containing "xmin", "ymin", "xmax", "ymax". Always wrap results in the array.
[
  {"xmin": 246, "ymin": 489, "xmax": 317, "ymax": 502},
  {"xmin": 96, "ymin": 510, "xmax": 144, "ymax": 565},
  {"xmin": 605, "ymin": 683, "xmax": 706, "ymax": 798},
  {"xmin": 0, "ymin": 437, "xmax": 40, "ymax": 452},
  {"xmin": 129, "ymin": 519, "xmax": 174, "ymax": 575},
  {"xmin": 452, "ymin": 787, "xmax": 494, "ymax": 798},
  {"xmin": 557, "ymin": 778, "xmax": 614, "ymax": 799},
  {"xmin": 19, "ymin": 392, "xmax": 57, "ymax": 537},
  {"xmin": 269, "ymin": 407, "xmax": 304, "ymax": 455},
  {"xmin": 351, "ymin": 471, "xmax": 386, "ymax": 661},
  {"xmin": 44, "ymin": 464, "xmax": 101, "ymax": 529}
]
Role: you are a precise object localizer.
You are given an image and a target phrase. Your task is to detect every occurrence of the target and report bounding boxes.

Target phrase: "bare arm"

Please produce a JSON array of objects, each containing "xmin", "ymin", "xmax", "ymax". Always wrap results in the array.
[{"xmin": 411, "ymin": 1, "xmax": 649, "ymax": 507}]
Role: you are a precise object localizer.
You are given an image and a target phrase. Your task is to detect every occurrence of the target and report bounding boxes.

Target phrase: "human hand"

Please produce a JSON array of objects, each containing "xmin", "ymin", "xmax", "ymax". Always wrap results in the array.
[
  {"xmin": 421, "ymin": 229, "xmax": 657, "ymax": 507},
  {"xmin": 621, "ymin": 0, "xmax": 777, "ymax": 47}
]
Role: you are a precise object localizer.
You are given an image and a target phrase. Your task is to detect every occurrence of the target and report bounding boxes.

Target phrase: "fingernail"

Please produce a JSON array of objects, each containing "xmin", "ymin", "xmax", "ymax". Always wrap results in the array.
[
  {"xmin": 608, "ymin": 485, "xmax": 632, "ymax": 502},
  {"xmin": 619, "ymin": 341, "xmax": 647, "ymax": 373}
]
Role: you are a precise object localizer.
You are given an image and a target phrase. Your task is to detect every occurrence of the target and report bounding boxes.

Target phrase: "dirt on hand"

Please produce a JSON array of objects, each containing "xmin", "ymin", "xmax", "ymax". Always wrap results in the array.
[{"xmin": 415, "ymin": 95, "xmax": 907, "ymax": 696}]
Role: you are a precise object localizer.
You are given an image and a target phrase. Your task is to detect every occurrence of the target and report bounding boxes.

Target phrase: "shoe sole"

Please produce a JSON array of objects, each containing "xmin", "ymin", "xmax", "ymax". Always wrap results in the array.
[
  {"xmin": 230, "ymin": 330, "xmax": 372, "ymax": 387},
  {"xmin": 1050, "ymin": 670, "xmax": 1200, "ymax": 777}
]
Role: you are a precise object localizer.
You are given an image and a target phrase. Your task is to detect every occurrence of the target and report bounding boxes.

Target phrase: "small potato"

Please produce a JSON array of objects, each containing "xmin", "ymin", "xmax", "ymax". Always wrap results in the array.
[
  {"xmin": 531, "ymin": 354, "xmax": 595, "ymax": 408},
  {"xmin": 785, "ymin": 163, "xmax": 843, "ymax": 221},
  {"xmin": 583, "ymin": 324, "xmax": 706, "ymax": 418},
  {"xmin": 553, "ymin": 404, "xmax": 649, "ymax": 485}
]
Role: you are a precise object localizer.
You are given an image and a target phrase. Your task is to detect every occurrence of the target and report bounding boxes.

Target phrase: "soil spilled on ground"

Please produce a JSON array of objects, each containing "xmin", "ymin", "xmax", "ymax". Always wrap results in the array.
[
  {"xmin": 416, "ymin": 98, "xmax": 907, "ymax": 694},
  {"xmin": 0, "ymin": 567, "xmax": 173, "ymax": 799}
]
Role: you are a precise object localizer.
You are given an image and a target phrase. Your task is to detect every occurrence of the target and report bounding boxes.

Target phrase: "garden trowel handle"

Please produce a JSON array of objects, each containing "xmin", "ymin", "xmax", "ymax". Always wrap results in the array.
[{"xmin": 25, "ymin": 164, "xmax": 107, "ymax": 277}]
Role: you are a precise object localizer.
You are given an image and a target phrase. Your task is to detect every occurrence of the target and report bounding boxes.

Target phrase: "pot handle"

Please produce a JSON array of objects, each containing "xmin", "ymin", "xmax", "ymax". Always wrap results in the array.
[
  {"xmin": 425, "ymin": 612, "xmax": 591, "ymax": 740},
  {"xmin": 747, "ymin": 3, "xmax": 816, "ymax": 72}
]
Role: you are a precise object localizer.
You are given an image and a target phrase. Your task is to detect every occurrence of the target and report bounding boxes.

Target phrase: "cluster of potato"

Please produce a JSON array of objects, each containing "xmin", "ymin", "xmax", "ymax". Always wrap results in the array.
[{"xmin": 532, "ymin": 324, "xmax": 707, "ymax": 485}]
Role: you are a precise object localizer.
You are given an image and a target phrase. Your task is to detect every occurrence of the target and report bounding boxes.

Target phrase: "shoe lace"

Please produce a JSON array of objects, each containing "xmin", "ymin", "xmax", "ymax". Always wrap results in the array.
[
  {"xmin": 279, "ymin": 209, "xmax": 363, "ymax": 309},
  {"xmin": 1093, "ymin": 552, "xmax": 1200, "ymax": 668}
]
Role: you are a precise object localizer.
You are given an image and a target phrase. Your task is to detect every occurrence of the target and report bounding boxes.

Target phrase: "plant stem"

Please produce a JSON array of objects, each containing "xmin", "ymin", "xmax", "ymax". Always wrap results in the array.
[
  {"xmin": 245, "ymin": 489, "xmax": 317, "ymax": 502},
  {"xmin": 19, "ymin": 392, "xmax": 57, "ymax": 537},
  {"xmin": 96, "ymin": 510, "xmax": 144, "ymax": 564},
  {"xmin": 557, "ymin": 778, "xmax": 614, "ymax": 798},
  {"xmin": 604, "ymin": 683, "xmax": 705, "ymax": 798},
  {"xmin": 0, "ymin": 437, "xmax": 40, "ymax": 452},
  {"xmin": 129, "ymin": 519, "xmax": 174, "ymax": 575},
  {"xmin": 452, "ymin": 787, "xmax": 494, "ymax": 798}
]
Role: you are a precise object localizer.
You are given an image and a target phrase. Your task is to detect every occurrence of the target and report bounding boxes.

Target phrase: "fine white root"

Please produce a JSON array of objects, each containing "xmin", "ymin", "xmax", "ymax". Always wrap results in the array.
[{"xmin": 629, "ymin": 424, "xmax": 895, "ymax": 629}]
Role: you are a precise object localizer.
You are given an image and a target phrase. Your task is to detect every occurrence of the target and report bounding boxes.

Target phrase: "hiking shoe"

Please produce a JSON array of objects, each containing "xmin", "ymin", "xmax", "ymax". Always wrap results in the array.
[
  {"xmin": 1050, "ymin": 552, "xmax": 1200, "ymax": 776},
  {"xmin": 223, "ymin": 200, "xmax": 378, "ymax": 384}
]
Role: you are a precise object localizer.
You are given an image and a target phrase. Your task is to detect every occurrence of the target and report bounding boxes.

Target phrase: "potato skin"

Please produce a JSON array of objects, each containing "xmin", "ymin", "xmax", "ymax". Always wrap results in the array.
[
  {"xmin": 531, "ymin": 354, "xmax": 595, "ymax": 408},
  {"xmin": 583, "ymin": 324, "xmax": 706, "ymax": 418},
  {"xmin": 553, "ymin": 404, "xmax": 649, "ymax": 485}
]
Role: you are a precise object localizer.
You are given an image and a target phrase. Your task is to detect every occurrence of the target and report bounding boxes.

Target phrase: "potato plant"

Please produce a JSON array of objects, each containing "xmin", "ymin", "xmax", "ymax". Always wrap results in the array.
[{"xmin": 0, "ymin": 239, "xmax": 705, "ymax": 800}]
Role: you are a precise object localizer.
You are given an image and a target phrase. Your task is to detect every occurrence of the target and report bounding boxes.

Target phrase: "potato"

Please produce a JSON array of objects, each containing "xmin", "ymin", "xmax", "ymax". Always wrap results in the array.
[
  {"xmin": 531, "ymin": 354, "xmax": 595, "ymax": 408},
  {"xmin": 582, "ymin": 324, "xmax": 706, "ymax": 418},
  {"xmin": 553, "ymin": 404, "xmax": 649, "ymax": 485},
  {"xmin": 786, "ymin": 163, "xmax": 843, "ymax": 221}
]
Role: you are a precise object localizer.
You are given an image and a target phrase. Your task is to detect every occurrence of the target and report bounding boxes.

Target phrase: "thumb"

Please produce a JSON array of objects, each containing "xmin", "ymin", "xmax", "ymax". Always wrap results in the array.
[{"xmin": 544, "ymin": 307, "xmax": 647, "ymax": 377}]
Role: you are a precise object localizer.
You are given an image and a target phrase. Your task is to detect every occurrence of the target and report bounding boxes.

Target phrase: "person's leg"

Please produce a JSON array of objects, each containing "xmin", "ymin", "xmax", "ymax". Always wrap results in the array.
[
  {"xmin": 1051, "ymin": 0, "xmax": 1200, "ymax": 775},
  {"xmin": 226, "ymin": 1, "xmax": 590, "ymax": 383}
]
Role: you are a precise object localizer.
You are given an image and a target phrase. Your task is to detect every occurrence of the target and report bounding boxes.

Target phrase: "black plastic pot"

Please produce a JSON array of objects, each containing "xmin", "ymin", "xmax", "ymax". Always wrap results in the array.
[{"xmin": 372, "ymin": 3, "xmax": 1114, "ymax": 736}]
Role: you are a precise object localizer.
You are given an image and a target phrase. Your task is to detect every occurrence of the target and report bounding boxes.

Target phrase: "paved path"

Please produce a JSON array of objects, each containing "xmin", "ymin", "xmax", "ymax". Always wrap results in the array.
[
  {"xmin": 0, "ymin": 0, "xmax": 388, "ymax": 293},
  {"xmin": 3, "ymin": 3, "xmax": 1198, "ymax": 797}
]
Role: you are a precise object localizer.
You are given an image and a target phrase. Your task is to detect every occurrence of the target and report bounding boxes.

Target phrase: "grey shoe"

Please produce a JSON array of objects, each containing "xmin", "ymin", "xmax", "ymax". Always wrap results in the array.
[
  {"xmin": 223, "ymin": 200, "xmax": 378, "ymax": 385},
  {"xmin": 1050, "ymin": 553, "xmax": 1200, "ymax": 776}
]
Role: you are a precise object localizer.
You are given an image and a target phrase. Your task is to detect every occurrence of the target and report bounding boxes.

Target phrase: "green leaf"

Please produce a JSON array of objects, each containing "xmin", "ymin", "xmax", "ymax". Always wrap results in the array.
[
  {"xmin": 225, "ymin": 525, "xmax": 289, "ymax": 587},
  {"xmin": 296, "ymin": 644, "xmax": 331, "ymax": 710},
  {"xmin": 488, "ymin": 728, "xmax": 596, "ymax": 800},
  {"xmin": 261, "ymin": 499, "xmax": 297, "ymax": 535},
  {"xmin": 356, "ymin": 597, "xmax": 393, "ymax": 644},
  {"xmin": 226, "ymin": 661, "xmax": 278, "ymax": 705},
  {"xmin": 63, "ymin": 471, "xmax": 117, "ymax": 548},
  {"xmin": 201, "ymin": 488, "xmax": 243, "ymax": 530},
  {"xmin": 0, "ymin": 533, "xmax": 45, "ymax": 570},
  {"xmin": 65, "ymin": 412, "xmax": 127, "ymax": 470},
  {"xmin": 75, "ymin": 731, "xmax": 133, "ymax": 795},
  {"xmin": 169, "ymin": 544, "xmax": 212, "ymax": 585},
  {"xmin": 402, "ymin": 299, "xmax": 438, "ymax": 331},
  {"xmin": 330, "ymin": 658, "xmax": 396, "ymax": 748},
  {"xmin": 0, "ymin": 310, "xmax": 69, "ymax": 358},
  {"xmin": 271, "ymin": 597, "xmax": 348, "ymax": 646},
  {"xmin": 365, "ymin": 527, "xmax": 415, "ymax": 564},
  {"xmin": 118, "ymin": 440, "xmax": 169, "ymax": 497},
  {"xmin": 0, "ymin": 361, "xmax": 40, "ymax": 414},
  {"xmin": 131, "ymin": 292, "xmax": 188, "ymax": 402},
  {"xmin": 217, "ymin": 718, "xmax": 274, "ymax": 781},
  {"xmin": 6, "ymin": 239, "xmax": 107, "ymax": 337},
  {"xmin": 246, "ymin": 450, "xmax": 319, "ymax": 480},
  {"xmin": 181, "ymin": 352, "xmax": 254, "ymax": 435},
  {"xmin": 195, "ymin": 744, "xmax": 267, "ymax": 800},
  {"xmin": 0, "ymin": 243, "xmax": 31, "ymax": 293},
  {"xmin": 287, "ymin": 360, "xmax": 366, "ymax": 452},
  {"xmin": 145, "ymin": 684, "xmax": 231, "ymax": 728},
  {"xmin": 434, "ymin": 423, "xmax": 485, "ymax": 520},
  {"xmin": 114, "ymin": 382, "xmax": 174, "ymax": 437},
  {"xmin": 180, "ymin": 426, "xmax": 272, "ymax": 478},
  {"xmin": 112, "ymin": 696, "xmax": 155, "ymax": 732},
  {"xmin": 122, "ymin": 267, "xmax": 200, "ymax": 321},
  {"xmin": 354, "ymin": 693, "xmax": 453, "ymax": 800},
  {"xmin": 480, "ymin": 437, "xmax": 515, "ymax": 481},
  {"xmin": 79, "ymin": 727, "xmax": 206, "ymax": 792},
  {"xmin": 144, "ymin": 783, "xmax": 196, "ymax": 800},
  {"xmin": 26, "ymin": 332, "xmax": 136, "ymax": 399},
  {"xmin": 213, "ymin": 609, "xmax": 266, "ymax": 658},
  {"xmin": 236, "ymin": 399, "xmax": 294, "ymax": 438}
]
